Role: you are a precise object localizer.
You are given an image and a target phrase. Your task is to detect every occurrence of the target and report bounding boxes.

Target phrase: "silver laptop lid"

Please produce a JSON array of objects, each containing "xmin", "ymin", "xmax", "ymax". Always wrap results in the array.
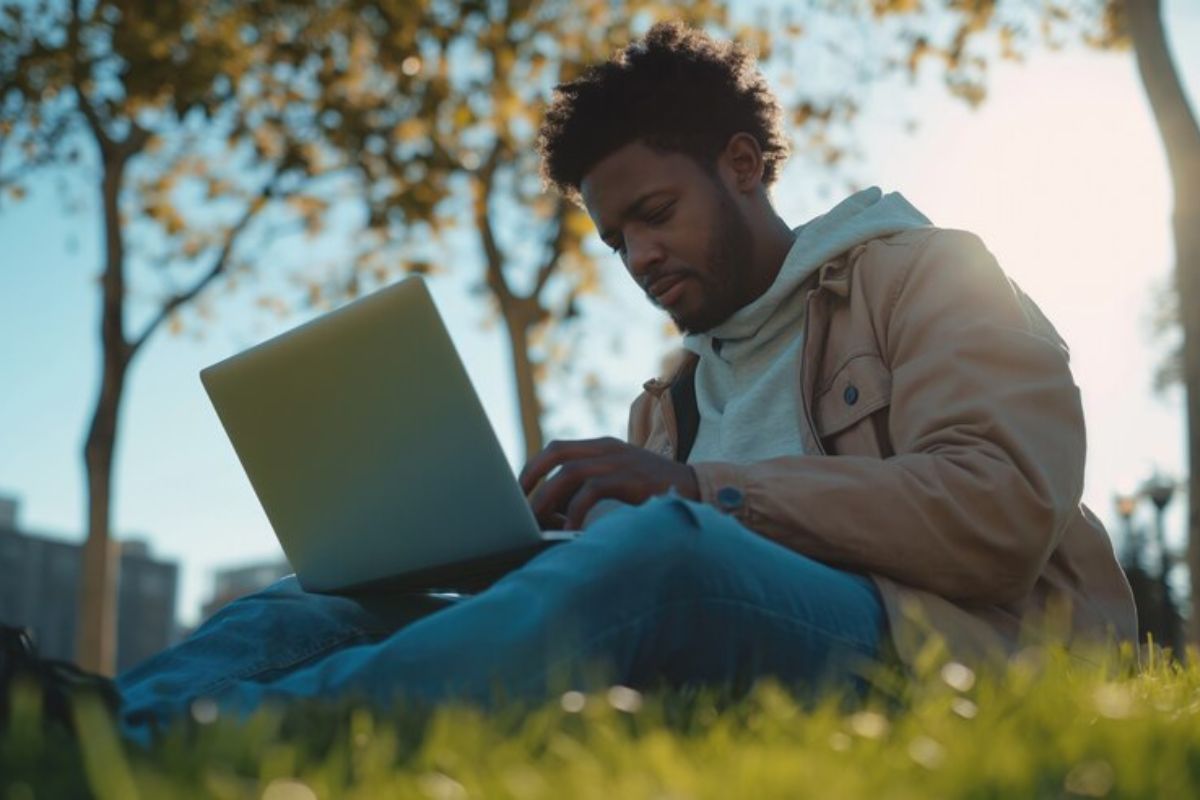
[{"xmin": 200, "ymin": 276, "xmax": 543, "ymax": 591}]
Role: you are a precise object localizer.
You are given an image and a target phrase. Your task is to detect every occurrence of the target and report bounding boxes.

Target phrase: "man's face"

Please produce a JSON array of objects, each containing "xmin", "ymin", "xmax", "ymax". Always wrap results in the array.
[{"xmin": 579, "ymin": 141, "xmax": 757, "ymax": 335}]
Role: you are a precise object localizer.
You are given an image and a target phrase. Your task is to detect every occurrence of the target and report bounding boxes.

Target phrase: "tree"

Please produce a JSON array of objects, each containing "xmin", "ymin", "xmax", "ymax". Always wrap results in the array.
[
  {"xmin": 0, "ymin": 0, "xmax": 558, "ymax": 673},
  {"xmin": 1, "ymin": 0, "xmax": 856, "ymax": 673},
  {"xmin": 1125, "ymin": 3, "xmax": 1200, "ymax": 646},
  {"xmin": 1, "ymin": 0, "xmax": 432, "ymax": 673},
  {"xmin": 849, "ymin": 0, "xmax": 1199, "ymax": 641}
]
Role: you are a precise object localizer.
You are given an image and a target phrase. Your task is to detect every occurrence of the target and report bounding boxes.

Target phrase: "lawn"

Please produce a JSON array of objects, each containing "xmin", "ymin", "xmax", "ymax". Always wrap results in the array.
[{"xmin": 3, "ymin": 639, "xmax": 1198, "ymax": 799}]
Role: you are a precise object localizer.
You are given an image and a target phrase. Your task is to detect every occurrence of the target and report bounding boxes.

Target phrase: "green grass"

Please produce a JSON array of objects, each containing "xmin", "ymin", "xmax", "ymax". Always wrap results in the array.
[{"xmin": 4, "ymin": 640, "xmax": 1199, "ymax": 799}]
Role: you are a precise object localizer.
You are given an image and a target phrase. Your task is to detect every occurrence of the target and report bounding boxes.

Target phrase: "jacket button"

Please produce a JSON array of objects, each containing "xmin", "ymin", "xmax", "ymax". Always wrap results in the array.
[
  {"xmin": 843, "ymin": 385, "xmax": 859, "ymax": 406},
  {"xmin": 716, "ymin": 487, "xmax": 744, "ymax": 511}
]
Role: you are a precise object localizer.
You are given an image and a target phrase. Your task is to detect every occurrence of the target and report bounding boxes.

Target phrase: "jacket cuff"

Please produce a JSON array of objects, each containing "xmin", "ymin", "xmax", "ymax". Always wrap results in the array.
[{"xmin": 691, "ymin": 461, "xmax": 753, "ymax": 524}]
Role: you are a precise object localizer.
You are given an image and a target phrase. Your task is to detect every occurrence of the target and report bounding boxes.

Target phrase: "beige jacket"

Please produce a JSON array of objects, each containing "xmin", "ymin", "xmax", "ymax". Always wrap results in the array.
[{"xmin": 626, "ymin": 227, "xmax": 1138, "ymax": 669}]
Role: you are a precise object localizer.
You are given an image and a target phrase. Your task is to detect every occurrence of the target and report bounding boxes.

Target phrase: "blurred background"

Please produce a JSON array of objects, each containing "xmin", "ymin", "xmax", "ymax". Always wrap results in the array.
[{"xmin": 1, "ymin": 0, "xmax": 1196, "ymax": 675}]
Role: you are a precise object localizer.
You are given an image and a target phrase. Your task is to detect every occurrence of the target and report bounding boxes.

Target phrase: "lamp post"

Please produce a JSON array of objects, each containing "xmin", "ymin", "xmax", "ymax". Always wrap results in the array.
[
  {"xmin": 1143, "ymin": 473, "xmax": 1176, "ymax": 584},
  {"xmin": 1114, "ymin": 492, "xmax": 1141, "ymax": 568},
  {"xmin": 1141, "ymin": 471, "xmax": 1181, "ymax": 655}
]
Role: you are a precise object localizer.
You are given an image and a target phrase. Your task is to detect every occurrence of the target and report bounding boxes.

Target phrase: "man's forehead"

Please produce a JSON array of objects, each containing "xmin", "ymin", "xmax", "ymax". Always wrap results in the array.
[{"xmin": 580, "ymin": 143, "xmax": 687, "ymax": 228}]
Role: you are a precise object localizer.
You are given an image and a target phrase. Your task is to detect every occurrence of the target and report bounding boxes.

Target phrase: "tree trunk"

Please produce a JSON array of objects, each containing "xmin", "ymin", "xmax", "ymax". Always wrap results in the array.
[
  {"xmin": 501, "ymin": 303, "xmax": 546, "ymax": 463},
  {"xmin": 1175, "ymin": 207, "xmax": 1200, "ymax": 646},
  {"xmin": 1126, "ymin": 0, "xmax": 1200, "ymax": 645},
  {"xmin": 472, "ymin": 148, "xmax": 550, "ymax": 464},
  {"xmin": 76, "ymin": 144, "xmax": 132, "ymax": 675},
  {"xmin": 78, "ymin": 367, "xmax": 127, "ymax": 674}
]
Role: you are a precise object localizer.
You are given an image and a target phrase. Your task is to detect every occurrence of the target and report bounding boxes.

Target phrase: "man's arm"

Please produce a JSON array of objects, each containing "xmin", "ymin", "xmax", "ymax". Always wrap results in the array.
[{"xmin": 689, "ymin": 230, "xmax": 1087, "ymax": 607}]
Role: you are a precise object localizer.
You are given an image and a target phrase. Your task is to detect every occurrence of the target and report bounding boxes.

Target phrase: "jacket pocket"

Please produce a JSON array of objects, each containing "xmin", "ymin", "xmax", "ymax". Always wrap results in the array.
[{"xmin": 813, "ymin": 352, "xmax": 894, "ymax": 458}]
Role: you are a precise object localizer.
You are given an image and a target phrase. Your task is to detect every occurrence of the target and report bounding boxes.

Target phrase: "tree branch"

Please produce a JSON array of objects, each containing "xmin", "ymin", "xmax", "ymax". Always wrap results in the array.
[
  {"xmin": 475, "ymin": 138, "xmax": 513, "ymax": 305},
  {"xmin": 531, "ymin": 195, "xmax": 569, "ymax": 298},
  {"xmin": 67, "ymin": 0, "xmax": 112, "ymax": 155},
  {"xmin": 118, "ymin": 122, "xmax": 152, "ymax": 161},
  {"xmin": 128, "ymin": 173, "xmax": 279, "ymax": 356}
]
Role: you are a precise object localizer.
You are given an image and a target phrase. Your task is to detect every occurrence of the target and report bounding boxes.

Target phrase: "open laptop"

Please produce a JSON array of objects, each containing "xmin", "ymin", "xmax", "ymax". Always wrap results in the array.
[{"xmin": 200, "ymin": 275, "xmax": 576, "ymax": 595}]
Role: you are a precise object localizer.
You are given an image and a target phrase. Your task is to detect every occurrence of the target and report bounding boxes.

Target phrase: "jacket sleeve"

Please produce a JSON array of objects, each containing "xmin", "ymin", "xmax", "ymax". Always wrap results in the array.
[{"xmin": 689, "ymin": 230, "xmax": 1087, "ymax": 606}]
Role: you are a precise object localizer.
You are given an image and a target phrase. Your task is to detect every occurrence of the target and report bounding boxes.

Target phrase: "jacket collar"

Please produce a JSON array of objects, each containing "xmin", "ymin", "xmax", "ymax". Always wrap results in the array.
[
  {"xmin": 815, "ymin": 243, "xmax": 868, "ymax": 298},
  {"xmin": 642, "ymin": 350, "xmax": 699, "ymax": 397}
]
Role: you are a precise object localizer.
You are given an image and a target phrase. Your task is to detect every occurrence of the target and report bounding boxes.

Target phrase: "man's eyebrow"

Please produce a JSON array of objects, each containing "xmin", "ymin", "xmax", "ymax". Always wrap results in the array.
[{"xmin": 599, "ymin": 190, "xmax": 670, "ymax": 242}]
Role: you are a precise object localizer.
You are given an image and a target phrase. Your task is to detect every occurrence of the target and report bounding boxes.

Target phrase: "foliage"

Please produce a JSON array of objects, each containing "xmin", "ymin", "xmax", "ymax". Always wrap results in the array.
[
  {"xmin": 0, "ymin": 0, "xmax": 628, "ymax": 327},
  {"xmin": 1148, "ymin": 277, "xmax": 1183, "ymax": 395},
  {"xmin": 0, "ymin": 0, "xmax": 863, "ymax": 442},
  {"xmin": 4, "ymin": 640, "xmax": 1198, "ymax": 799},
  {"xmin": 834, "ymin": 0, "xmax": 1128, "ymax": 108}
]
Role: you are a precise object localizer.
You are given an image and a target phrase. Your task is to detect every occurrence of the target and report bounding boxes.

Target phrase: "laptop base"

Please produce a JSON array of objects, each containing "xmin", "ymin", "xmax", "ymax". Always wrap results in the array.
[{"xmin": 326, "ymin": 536, "xmax": 573, "ymax": 597}]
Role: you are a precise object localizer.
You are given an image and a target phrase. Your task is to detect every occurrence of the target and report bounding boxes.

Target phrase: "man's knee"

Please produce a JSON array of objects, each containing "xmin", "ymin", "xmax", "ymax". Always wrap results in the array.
[{"xmin": 577, "ymin": 494, "xmax": 735, "ymax": 594}]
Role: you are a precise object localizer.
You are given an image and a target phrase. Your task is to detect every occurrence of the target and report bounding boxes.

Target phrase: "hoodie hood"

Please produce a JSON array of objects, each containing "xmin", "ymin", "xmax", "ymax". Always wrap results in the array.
[{"xmin": 681, "ymin": 186, "xmax": 931, "ymax": 358}]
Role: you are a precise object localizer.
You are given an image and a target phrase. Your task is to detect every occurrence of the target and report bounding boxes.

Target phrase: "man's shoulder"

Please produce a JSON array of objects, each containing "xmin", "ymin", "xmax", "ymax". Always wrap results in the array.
[
  {"xmin": 853, "ymin": 225, "xmax": 1054, "ymax": 344},
  {"xmin": 864, "ymin": 225, "xmax": 984, "ymax": 259},
  {"xmin": 852, "ymin": 226, "xmax": 995, "ymax": 287}
]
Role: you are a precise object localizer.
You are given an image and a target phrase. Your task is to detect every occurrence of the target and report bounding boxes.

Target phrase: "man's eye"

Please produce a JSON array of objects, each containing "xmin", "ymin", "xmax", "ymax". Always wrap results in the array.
[
  {"xmin": 647, "ymin": 203, "xmax": 673, "ymax": 223},
  {"xmin": 608, "ymin": 241, "xmax": 626, "ymax": 256}
]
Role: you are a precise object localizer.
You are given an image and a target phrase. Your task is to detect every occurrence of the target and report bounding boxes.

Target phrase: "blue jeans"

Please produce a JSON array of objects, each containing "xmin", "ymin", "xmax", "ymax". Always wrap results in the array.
[{"xmin": 118, "ymin": 494, "xmax": 887, "ymax": 734}]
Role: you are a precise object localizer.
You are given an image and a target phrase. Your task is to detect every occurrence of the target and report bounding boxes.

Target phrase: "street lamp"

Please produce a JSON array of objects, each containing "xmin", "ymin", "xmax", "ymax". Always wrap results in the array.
[
  {"xmin": 1141, "ymin": 471, "xmax": 1182, "ymax": 655},
  {"xmin": 1143, "ymin": 472, "xmax": 1176, "ymax": 582},
  {"xmin": 1114, "ymin": 492, "xmax": 1141, "ymax": 568}
]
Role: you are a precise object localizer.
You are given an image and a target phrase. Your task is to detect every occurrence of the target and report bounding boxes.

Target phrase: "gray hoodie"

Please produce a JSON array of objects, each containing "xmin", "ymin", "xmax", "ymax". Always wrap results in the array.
[{"xmin": 681, "ymin": 186, "xmax": 931, "ymax": 465}]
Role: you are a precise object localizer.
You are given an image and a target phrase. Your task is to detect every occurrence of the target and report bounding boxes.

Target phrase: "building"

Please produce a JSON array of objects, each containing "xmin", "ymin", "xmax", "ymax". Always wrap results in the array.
[
  {"xmin": 0, "ymin": 493, "xmax": 179, "ymax": 672},
  {"xmin": 200, "ymin": 559, "xmax": 293, "ymax": 622},
  {"xmin": 116, "ymin": 540, "xmax": 181, "ymax": 671}
]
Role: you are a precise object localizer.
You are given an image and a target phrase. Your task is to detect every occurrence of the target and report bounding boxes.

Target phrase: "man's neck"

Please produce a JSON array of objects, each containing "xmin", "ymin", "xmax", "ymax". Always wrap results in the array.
[{"xmin": 747, "ymin": 212, "xmax": 797, "ymax": 300}]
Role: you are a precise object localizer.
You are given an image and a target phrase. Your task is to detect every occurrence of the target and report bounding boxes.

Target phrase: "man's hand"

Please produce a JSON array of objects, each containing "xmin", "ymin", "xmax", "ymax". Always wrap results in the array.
[{"xmin": 519, "ymin": 437, "xmax": 700, "ymax": 531}]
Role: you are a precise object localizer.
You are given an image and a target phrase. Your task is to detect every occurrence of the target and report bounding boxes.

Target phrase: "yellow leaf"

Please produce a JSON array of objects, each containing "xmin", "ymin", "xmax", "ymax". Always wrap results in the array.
[
  {"xmin": 564, "ymin": 209, "xmax": 594, "ymax": 239},
  {"xmin": 205, "ymin": 178, "xmax": 232, "ymax": 200},
  {"xmin": 394, "ymin": 118, "xmax": 428, "ymax": 143}
]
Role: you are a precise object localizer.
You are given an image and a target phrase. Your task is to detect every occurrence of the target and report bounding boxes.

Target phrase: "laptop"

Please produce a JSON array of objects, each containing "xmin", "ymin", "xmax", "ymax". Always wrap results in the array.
[{"xmin": 200, "ymin": 275, "xmax": 576, "ymax": 595}]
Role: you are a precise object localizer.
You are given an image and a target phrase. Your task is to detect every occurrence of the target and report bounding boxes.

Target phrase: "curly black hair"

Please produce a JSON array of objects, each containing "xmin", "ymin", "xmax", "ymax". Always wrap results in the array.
[{"xmin": 537, "ymin": 21, "xmax": 790, "ymax": 206}]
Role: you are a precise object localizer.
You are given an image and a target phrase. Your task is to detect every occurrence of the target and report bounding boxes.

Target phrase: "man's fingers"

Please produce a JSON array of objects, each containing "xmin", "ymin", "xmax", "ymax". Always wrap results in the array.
[
  {"xmin": 518, "ymin": 437, "xmax": 625, "ymax": 494},
  {"xmin": 541, "ymin": 511, "xmax": 569, "ymax": 531},
  {"xmin": 564, "ymin": 476, "xmax": 639, "ymax": 531},
  {"xmin": 527, "ymin": 456, "xmax": 612, "ymax": 523}
]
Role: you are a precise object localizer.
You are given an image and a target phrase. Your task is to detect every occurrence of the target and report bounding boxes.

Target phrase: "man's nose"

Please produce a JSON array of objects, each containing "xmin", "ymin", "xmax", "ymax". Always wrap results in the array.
[{"xmin": 627, "ymin": 235, "xmax": 665, "ymax": 278}]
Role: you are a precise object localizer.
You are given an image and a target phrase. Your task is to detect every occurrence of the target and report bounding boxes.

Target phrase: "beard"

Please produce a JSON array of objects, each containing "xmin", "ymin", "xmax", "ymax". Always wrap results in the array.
[{"xmin": 668, "ymin": 178, "xmax": 757, "ymax": 336}]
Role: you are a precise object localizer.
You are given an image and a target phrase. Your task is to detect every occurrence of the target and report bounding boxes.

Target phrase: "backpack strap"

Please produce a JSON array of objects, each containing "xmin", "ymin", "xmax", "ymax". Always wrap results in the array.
[{"xmin": 669, "ymin": 362, "xmax": 700, "ymax": 464}]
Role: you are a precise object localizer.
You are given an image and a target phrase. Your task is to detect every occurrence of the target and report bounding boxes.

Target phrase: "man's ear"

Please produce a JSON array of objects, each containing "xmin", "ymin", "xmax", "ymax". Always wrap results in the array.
[{"xmin": 720, "ymin": 132, "xmax": 765, "ymax": 194}]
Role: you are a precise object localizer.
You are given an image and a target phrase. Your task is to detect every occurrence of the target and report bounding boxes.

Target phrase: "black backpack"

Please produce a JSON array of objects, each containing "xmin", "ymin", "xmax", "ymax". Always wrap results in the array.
[{"xmin": 0, "ymin": 624, "xmax": 120, "ymax": 733}]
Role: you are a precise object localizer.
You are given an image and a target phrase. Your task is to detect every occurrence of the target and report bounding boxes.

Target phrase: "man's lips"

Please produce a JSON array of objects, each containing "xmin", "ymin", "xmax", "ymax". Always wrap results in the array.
[{"xmin": 647, "ymin": 273, "xmax": 687, "ymax": 301}]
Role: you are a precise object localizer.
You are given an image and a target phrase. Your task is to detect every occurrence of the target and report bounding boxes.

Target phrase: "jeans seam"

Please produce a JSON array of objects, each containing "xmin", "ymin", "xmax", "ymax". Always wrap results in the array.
[
  {"xmin": 512, "ymin": 593, "xmax": 883, "ymax": 698},
  {"xmin": 193, "ymin": 628, "xmax": 373, "ymax": 698}
]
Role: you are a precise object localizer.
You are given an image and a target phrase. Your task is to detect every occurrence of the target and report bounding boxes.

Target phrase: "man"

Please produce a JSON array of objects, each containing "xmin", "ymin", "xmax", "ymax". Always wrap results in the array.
[{"xmin": 116, "ymin": 22, "xmax": 1135, "ymax": 733}]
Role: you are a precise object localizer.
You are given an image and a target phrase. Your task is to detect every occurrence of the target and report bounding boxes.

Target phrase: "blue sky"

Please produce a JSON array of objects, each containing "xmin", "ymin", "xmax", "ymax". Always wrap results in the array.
[{"xmin": 2, "ymin": 4, "xmax": 1199, "ymax": 625}]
